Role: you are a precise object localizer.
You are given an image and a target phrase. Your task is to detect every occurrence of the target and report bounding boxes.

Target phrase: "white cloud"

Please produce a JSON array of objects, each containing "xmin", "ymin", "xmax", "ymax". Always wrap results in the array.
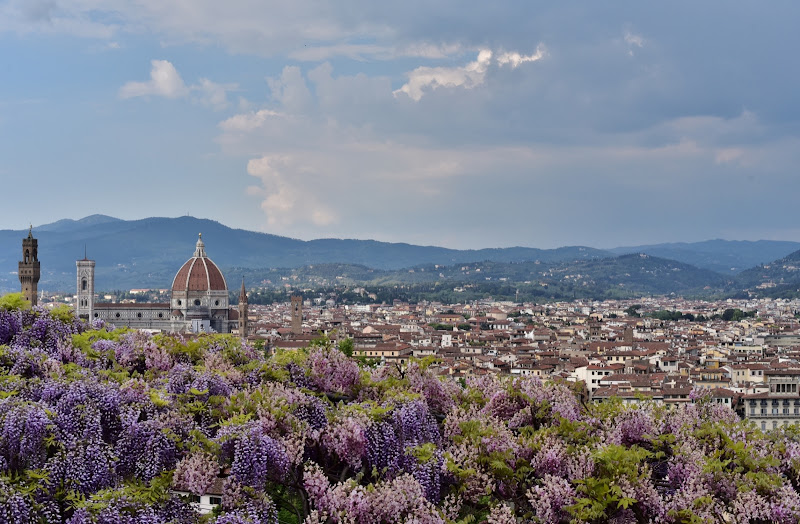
[
  {"xmin": 624, "ymin": 30, "xmax": 645, "ymax": 56},
  {"xmin": 394, "ymin": 49, "xmax": 493, "ymax": 101},
  {"xmin": 195, "ymin": 78, "xmax": 236, "ymax": 110},
  {"xmin": 219, "ymin": 109, "xmax": 284, "ymax": 132},
  {"xmin": 394, "ymin": 46, "xmax": 545, "ymax": 101},
  {"xmin": 246, "ymin": 155, "xmax": 336, "ymax": 228},
  {"xmin": 624, "ymin": 31, "xmax": 644, "ymax": 48},
  {"xmin": 119, "ymin": 60, "xmax": 189, "ymax": 99},
  {"xmin": 496, "ymin": 45, "xmax": 546, "ymax": 68},
  {"xmin": 120, "ymin": 61, "xmax": 237, "ymax": 109},
  {"xmin": 267, "ymin": 66, "xmax": 313, "ymax": 113}
]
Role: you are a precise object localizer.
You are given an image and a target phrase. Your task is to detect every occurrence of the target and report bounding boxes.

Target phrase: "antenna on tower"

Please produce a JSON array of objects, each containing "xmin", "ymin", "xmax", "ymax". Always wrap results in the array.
[{"xmin": 84, "ymin": 244, "xmax": 87, "ymax": 260}]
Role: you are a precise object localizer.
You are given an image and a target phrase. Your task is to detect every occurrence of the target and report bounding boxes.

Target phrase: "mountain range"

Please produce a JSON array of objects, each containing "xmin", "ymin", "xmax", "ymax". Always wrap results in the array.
[{"xmin": 1, "ymin": 215, "xmax": 799, "ymax": 298}]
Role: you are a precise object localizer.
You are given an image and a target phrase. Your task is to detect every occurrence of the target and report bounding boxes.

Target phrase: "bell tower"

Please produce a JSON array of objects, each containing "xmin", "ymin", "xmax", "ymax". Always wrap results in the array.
[
  {"xmin": 18, "ymin": 226, "xmax": 40, "ymax": 307},
  {"xmin": 291, "ymin": 295, "xmax": 302, "ymax": 335},
  {"xmin": 238, "ymin": 277, "xmax": 248, "ymax": 338},
  {"xmin": 76, "ymin": 249, "xmax": 95, "ymax": 321}
]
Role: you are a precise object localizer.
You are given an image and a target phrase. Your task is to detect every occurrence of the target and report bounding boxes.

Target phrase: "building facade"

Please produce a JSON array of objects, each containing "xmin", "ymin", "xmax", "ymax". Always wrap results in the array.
[
  {"xmin": 743, "ymin": 370, "xmax": 800, "ymax": 431},
  {"xmin": 77, "ymin": 234, "xmax": 240, "ymax": 334}
]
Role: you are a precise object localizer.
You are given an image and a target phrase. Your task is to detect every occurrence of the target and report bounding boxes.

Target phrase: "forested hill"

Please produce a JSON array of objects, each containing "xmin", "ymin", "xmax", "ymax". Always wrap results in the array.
[
  {"xmin": 730, "ymin": 249, "xmax": 800, "ymax": 298},
  {"xmin": 609, "ymin": 239, "xmax": 800, "ymax": 274},
  {"xmin": 0, "ymin": 215, "xmax": 609, "ymax": 291},
  {"xmin": 227, "ymin": 253, "xmax": 729, "ymax": 302},
  {"xmin": 0, "ymin": 215, "xmax": 795, "ymax": 299}
]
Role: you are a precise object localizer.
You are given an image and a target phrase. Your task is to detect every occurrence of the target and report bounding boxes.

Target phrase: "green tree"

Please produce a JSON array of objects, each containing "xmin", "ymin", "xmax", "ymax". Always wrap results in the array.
[
  {"xmin": 624, "ymin": 305, "xmax": 641, "ymax": 317},
  {"xmin": 0, "ymin": 292, "xmax": 29, "ymax": 311},
  {"xmin": 338, "ymin": 337, "xmax": 354, "ymax": 357}
]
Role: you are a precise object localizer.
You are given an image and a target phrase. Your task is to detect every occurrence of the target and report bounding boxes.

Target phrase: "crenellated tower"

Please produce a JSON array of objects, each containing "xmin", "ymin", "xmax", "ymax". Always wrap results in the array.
[{"xmin": 19, "ymin": 227, "xmax": 41, "ymax": 307}]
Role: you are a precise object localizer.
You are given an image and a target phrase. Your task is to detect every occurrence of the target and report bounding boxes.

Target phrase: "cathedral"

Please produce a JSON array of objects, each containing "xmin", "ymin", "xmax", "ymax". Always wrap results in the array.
[{"xmin": 74, "ymin": 233, "xmax": 247, "ymax": 334}]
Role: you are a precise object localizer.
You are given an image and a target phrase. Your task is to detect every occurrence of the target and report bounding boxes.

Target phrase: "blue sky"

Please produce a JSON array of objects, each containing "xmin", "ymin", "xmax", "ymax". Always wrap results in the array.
[{"xmin": 1, "ymin": 1, "xmax": 799, "ymax": 249}]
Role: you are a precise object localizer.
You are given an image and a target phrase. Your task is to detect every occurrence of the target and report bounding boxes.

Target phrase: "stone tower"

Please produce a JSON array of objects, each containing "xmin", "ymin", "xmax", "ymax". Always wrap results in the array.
[
  {"xmin": 291, "ymin": 295, "xmax": 302, "ymax": 335},
  {"xmin": 18, "ymin": 227, "xmax": 41, "ymax": 307},
  {"xmin": 623, "ymin": 326, "xmax": 634, "ymax": 347},
  {"xmin": 238, "ymin": 277, "xmax": 248, "ymax": 338},
  {"xmin": 589, "ymin": 320, "xmax": 601, "ymax": 341},
  {"xmin": 76, "ymin": 251, "xmax": 95, "ymax": 321}
]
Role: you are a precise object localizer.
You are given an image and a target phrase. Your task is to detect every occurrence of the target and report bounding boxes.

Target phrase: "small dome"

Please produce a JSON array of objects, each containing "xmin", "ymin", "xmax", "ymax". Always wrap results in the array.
[{"xmin": 171, "ymin": 234, "xmax": 227, "ymax": 293}]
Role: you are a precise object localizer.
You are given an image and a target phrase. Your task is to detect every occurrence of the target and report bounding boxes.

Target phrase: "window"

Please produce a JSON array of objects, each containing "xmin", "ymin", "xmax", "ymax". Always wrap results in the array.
[
  {"xmin": 115, "ymin": 313, "xmax": 120, "ymax": 318},
  {"xmin": 94, "ymin": 313, "xmax": 98, "ymax": 318},
  {"xmin": 194, "ymin": 299, "xmax": 201, "ymax": 306},
  {"xmin": 191, "ymin": 495, "xmax": 201, "ymax": 503},
  {"xmin": 215, "ymin": 300, "xmax": 220, "ymax": 306},
  {"xmin": 177, "ymin": 300, "xmax": 182, "ymax": 306},
  {"xmin": 82, "ymin": 279, "xmax": 87, "ymax": 291},
  {"xmin": 158, "ymin": 313, "xmax": 163, "ymax": 318},
  {"xmin": 209, "ymin": 497, "xmax": 222, "ymax": 506},
  {"xmin": 137, "ymin": 313, "xmax": 142, "ymax": 318}
]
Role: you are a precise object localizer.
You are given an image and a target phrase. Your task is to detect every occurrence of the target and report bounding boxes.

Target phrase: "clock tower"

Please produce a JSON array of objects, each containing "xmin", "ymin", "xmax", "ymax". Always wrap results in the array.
[{"xmin": 18, "ymin": 227, "xmax": 40, "ymax": 307}]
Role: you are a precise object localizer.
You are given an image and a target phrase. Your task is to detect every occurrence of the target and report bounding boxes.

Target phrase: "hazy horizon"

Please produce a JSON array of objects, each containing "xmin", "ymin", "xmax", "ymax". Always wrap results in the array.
[{"xmin": 3, "ymin": 214, "xmax": 799, "ymax": 252}]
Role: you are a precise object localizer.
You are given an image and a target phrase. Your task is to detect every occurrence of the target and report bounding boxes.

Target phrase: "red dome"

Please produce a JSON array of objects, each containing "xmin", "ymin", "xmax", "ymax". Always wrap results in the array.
[{"xmin": 171, "ymin": 234, "xmax": 227, "ymax": 293}]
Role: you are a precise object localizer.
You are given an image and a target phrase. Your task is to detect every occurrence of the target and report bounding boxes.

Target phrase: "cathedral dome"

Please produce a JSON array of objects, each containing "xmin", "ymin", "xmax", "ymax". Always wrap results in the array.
[{"xmin": 171, "ymin": 234, "xmax": 227, "ymax": 293}]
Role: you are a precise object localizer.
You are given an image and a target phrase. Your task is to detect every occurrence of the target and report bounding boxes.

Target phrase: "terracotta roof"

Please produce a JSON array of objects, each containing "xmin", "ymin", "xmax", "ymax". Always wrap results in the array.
[{"xmin": 171, "ymin": 236, "xmax": 227, "ymax": 293}]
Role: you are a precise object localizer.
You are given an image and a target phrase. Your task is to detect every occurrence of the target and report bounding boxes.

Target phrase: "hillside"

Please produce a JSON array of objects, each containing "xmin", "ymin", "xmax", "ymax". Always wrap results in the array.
[
  {"xmin": 226, "ymin": 253, "xmax": 729, "ymax": 302},
  {"xmin": 2, "ymin": 215, "xmax": 794, "ymax": 299},
  {"xmin": 0, "ymin": 216, "xmax": 610, "ymax": 292},
  {"xmin": 609, "ymin": 239, "xmax": 800, "ymax": 274},
  {"xmin": 732, "ymin": 249, "xmax": 800, "ymax": 297}
]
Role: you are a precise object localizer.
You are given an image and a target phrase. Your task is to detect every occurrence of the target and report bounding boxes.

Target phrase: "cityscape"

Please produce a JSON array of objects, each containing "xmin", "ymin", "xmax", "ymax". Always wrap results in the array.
[
  {"xmin": 17, "ymin": 225, "xmax": 800, "ymax": 432},
  {"xmin": 3, "ymin": 2, "xmax": 800, "ymax": 523}
]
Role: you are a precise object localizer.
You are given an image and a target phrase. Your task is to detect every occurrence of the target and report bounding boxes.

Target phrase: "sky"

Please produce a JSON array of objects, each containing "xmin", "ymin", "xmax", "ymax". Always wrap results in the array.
[{"xmin": 1, "ymin": 1, "xmax": 799, "ymax": 250}]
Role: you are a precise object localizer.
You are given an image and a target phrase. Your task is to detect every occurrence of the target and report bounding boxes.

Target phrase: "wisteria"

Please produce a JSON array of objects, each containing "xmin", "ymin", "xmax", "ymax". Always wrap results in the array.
[
  {"xmin": 173, "ymin": 451, "xmax": 220, "ymax": 495},
  {"xmin": 231, "ymin": 425, "xmax": 290, "ymax": 489},
  {"xmin": 2, "ymin": 302, "xmax": 800, "ymax": 523}
]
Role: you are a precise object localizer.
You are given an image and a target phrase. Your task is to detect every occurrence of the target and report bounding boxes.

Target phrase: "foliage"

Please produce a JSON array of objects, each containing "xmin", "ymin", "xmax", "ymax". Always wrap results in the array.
[
  {"xmin": 0, "ymin": 304, "xmax": 798, "ymax": 523},
  {"xmin": 0, "ymin": 293, "xmax": 29, "ymax": 311}
]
